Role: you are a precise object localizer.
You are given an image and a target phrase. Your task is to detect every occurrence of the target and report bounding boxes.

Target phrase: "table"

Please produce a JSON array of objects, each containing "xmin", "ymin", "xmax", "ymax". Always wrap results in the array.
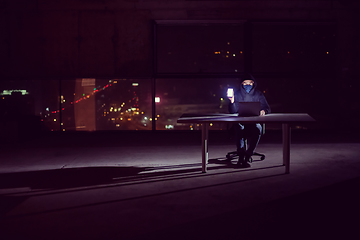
[{"xmin": 177, "ymin": 113, "xmax": 315, "ymax": 173}]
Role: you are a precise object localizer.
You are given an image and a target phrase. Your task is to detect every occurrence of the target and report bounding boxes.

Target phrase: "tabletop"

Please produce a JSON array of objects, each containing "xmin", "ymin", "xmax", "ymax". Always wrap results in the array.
[{"xmin": 177, "ymin": 113, "xmax": 315, "ymax": 124}]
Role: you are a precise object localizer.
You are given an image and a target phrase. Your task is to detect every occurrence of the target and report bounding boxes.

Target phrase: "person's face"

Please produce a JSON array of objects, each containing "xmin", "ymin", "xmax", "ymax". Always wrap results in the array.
[{"xmin": 242, "ymin": 80, "xmax": 254, "ymax": 86}]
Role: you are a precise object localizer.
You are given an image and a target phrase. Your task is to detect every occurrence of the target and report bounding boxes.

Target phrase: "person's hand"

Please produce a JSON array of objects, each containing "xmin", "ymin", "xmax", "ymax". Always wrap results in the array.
[
  {"xmin": 260, "ymin": 110, "xmax": 266, "ymax": 116},
  {"xmin": 228, "ymin": 96, "xmax": 234, "ymax": 103}
]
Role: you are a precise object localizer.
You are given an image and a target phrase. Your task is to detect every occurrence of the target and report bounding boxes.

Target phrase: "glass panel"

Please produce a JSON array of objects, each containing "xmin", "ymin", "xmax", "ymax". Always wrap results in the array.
[
  {"xmin": 254, "ymin": 76, "xmax": 335, "ymax": 130},
  {"xmin": 252, "ymin": 22, "xmax": 336, "ymax": 74},
  {"xmin": 155, "ymin": 78, "xmax": 241, "ymax": 130},
  {"xmin": 0, "ymin": 79, "xmax": 60, "ymax": 135},
  {"xmin": 156, "ymin": 24, "xmax": 244, "ymax": 73},
  {"xmin": 40, "ymin": 80, "xmax": 61, "ymax": 131},
  {"xmin": 60, "ymin": 78, "xmax": 152, "ymax": 131},
  {"xmin": 155, "ymin": 76, "xmax": 335, "ymax": 131}
]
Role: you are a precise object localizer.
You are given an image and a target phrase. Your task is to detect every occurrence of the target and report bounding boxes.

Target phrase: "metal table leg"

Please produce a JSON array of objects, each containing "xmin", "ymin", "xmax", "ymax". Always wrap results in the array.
[
  {"xmin": 282, "ymin": 123, "xmax": 291, "ymax": 174},
  {"xmin": 201, "ymin": 124, "xmax": 209, "ymax": 173}
]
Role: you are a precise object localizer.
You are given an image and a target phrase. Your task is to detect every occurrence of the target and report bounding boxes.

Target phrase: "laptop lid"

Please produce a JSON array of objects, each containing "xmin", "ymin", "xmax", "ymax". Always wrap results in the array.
[{"xmin": 237, "ymin": 102, "xmax": 261, "ymax": 117}]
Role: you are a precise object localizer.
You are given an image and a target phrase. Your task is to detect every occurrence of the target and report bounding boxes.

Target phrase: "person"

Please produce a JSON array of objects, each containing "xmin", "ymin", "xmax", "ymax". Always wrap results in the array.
[{"xmin": 228, "ymin": 74, "xmax": 271, "ymax": 168}]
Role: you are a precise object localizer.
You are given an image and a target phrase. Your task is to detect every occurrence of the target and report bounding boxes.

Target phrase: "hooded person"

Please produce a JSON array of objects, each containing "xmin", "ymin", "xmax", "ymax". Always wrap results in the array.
[{"xmin": 228, "ymin": 74, "xmax": 271, "ymax": 167}]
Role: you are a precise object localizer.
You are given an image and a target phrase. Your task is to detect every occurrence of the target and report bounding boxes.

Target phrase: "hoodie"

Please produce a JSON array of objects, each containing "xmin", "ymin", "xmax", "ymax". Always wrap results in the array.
[{"xmin": 229, "ymin": 75, "xmax": 271, "ymax": 114}]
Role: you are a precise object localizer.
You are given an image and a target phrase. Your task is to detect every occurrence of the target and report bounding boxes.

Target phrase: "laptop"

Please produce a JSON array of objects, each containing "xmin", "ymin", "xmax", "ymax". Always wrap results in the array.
[{"xmin": 237, "ymin": 102, "xmax": 261, "ymax": 117}]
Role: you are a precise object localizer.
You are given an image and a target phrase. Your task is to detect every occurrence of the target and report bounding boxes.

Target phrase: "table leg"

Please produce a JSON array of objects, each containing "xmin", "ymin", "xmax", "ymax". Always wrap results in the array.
[
  {"xmin": 282, "ymin": 123, "xmax": 291, "ymax": 174},
  {"xmin": 201, "ymin": 123, "xmax": 209, "ymax": 173}
]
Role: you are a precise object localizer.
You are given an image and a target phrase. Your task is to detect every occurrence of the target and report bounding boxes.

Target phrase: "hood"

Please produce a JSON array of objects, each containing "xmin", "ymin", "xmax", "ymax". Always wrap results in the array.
[{"xmin": 240, "ymin": 73, "xmax": 257, "ymax": 93}]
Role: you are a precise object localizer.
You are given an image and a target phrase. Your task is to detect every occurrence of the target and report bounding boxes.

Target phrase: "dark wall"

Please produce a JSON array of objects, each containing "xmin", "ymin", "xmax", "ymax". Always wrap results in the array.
[{"xmin": 0, "ymin": 0, "xmax": 359, "ymax": 79}]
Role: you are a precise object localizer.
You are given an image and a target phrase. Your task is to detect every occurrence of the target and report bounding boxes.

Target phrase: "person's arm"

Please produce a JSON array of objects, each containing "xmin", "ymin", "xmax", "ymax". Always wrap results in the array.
[
  {"xmin": 259, "ymin": 93, "xmax": 271, "ymax": 115},
  {"xmin": 228, "ymin": 95, "xmax": 238, "ymax": 114}
]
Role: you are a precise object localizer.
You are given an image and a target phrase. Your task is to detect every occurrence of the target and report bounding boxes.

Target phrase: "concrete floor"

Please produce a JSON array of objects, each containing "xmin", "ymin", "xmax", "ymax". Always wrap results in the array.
[{"xmin": 1, "ymin": 130, "xmax": 360, "ymax": 240}]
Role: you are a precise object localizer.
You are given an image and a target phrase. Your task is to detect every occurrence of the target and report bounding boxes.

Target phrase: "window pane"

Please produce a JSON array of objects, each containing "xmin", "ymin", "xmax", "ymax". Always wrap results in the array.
[
  {"xmin": 252, "ymin": 22, "xmax": 336, "ymax": 74},
  {"xmin": 0, "ymin": 79, "xmax": 60, "ymax": 136},
  {"xmin": 61, "ymin": 78, "xmax": 152, "ymax": 131},
  {"xmin": 155, "ymin": 78, "xmax": 241, "ymax": 130},
  {"xmin": 156, "ymin": 23, "xmax": 244, "ymax": 73},
  {"xmin": 254, "ymin": 76, "xmax": 334, "ymax": 115},
  {"xmin": 41, "ymin": 80, "xmax": 61, "ymax": 131}
]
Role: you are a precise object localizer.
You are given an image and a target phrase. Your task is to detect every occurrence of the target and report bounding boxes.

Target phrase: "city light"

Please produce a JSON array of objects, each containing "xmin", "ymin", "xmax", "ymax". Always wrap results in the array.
[
  {"xmin": 0, "ymin": 90, "xmax": 29, "ymax": 96},
  {"xmin": 42, "ymin": 79, "xmax": 154, "ymax": 131}
]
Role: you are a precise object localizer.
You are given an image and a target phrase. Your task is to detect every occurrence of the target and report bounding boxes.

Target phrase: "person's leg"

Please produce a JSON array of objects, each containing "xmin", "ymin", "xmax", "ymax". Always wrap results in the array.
[
  {"xmin": 234, "ymin": 123, "xmax": 246, "ymax": 153},
  {"xmin": 244, "ymin": 123, "xmax": 262, "ymax": 162},
  {"xmin": 234, "ymin": 123, "xmax": 246, "ymax": 165}
]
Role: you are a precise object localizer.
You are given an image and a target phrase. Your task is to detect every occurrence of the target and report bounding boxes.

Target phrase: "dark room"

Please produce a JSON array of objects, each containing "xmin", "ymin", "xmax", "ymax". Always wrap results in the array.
[{"xmin": 1, "ymin": 1, "xmax": 360, "ymax": 239}]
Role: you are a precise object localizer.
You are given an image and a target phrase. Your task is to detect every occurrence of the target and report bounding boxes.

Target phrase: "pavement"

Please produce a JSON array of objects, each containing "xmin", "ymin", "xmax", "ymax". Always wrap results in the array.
[{"xmin": 1, "ymin": 130, "xmax": 360, "ymax": 240}]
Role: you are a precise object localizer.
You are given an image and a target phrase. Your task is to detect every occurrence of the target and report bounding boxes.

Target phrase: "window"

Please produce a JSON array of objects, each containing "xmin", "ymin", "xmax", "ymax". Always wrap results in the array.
[
  {"xmin": 156, "ymin": 78, "xmax": 240, "ymax": 130},
  {"xmin": 252, "ymin": 22, "xmax": 337, "ymax": 75},
  {"xmin": 60, "ymin": 78, "xmax": 152, "ymax": 131},
  {"xmin": 156, "ymin": 21, "xmax": 245, "ymax": 74}
]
